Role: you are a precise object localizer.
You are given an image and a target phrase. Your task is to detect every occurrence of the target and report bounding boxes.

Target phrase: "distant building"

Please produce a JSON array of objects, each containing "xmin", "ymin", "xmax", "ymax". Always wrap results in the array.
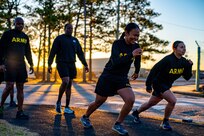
[{"xmin": 87, "ymin": 58, "xmax": 148, "ymax": 78}]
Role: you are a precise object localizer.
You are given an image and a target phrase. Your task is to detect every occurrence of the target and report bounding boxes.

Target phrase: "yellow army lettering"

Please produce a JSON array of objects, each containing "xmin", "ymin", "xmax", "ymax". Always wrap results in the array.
[
  {"xmin": 169, "ymin": 68, "xmax": 184, "ymax": 74},
  {"xmin": 11, "ymin": 37, "xmax": 27, "ymax": 44}
]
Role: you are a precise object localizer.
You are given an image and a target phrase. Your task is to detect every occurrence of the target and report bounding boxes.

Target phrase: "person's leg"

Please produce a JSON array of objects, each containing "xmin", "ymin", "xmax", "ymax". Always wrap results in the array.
[
  {"xmin": 16, "ymin": 83, "xmax": 24, "ymax": 111},
  {"xmin": 81, "ymin": 94, "xmax": 107, "ymax": 128},
  {"xmin": 112, "ymin": 88, "xmax": 134, "ymax": 135},
  {"xmin": 10, "ymin": 88, "xmax": 14, "ymax": 102},
  {"xmin": 162, "ymin": 90, "xmax": 177, "ymax": 120},
  {"xmin": 65, "ymin": 79, "xmax": 72, "ymax": 108},
  {"xmin": 116, "ymin": 88, "xmax": 135, "ymax": 123},
  {"xmin": 137, "ymin": 95, "xmax": 162, "ymax": 113},
  {"xmin": 132, "ymin": 95, "xmax": 162, "ymax": 123},
  {"xmin": 57, "ymin": 77, "xmax": 69, "ymax": 103},
  {"xmin": 0, "ymin": 82, "xmax": 14, "ymax": 107},
  {"xmin": 64, "ymin": 79, "xmax": 74, "ymax": 114},
  {"xmin": 56, "ymin": 77, "xmax": 69, "ymax": 113},
  {"xmin": 159, "ymin": 90, "xmax": 176, "ymax": 130},
  {"xmin": 16, "ymin": 82, "xmax": 29, "ymax": 119},
  {"xmin": 9, "ymin": 87, "xmax": 17, "ymax": 107},
  {"xmin": 85, "ymin": 94, "xmax": 107, "ymax": 117}
]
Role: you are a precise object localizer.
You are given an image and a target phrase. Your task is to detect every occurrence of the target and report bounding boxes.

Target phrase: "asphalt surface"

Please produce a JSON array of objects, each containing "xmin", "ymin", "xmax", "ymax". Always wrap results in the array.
[{"xmin": 1, "ymin": 104, "xmax": 204, "ymax": 136}]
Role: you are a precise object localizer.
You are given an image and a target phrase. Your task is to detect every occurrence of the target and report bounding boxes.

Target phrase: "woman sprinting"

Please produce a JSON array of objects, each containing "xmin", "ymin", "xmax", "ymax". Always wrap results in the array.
[
  {"xmin": 80, "ymin": 23, "xmax": 142, "ymax": 135},
  {"xmin": 132, "ymin": 41, "xmax": 193, "ymax": 130}
]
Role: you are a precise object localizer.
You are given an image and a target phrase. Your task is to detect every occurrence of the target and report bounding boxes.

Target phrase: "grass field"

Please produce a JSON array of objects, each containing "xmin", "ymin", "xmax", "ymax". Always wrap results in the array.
[{"xmin": 0, "ymin": 120, "xmax": 39, "ymax": 136}]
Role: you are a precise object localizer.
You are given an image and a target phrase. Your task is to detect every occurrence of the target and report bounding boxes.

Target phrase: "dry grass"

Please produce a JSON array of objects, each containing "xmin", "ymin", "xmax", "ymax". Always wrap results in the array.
[{"xmin": 0, "ymin": 120, "xmax": 39, "ymax": 136}]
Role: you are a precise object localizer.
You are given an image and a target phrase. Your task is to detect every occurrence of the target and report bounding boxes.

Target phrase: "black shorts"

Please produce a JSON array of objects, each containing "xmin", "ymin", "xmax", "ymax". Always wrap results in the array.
[
  {"xmin": 0, "ymin": 72, "xmax": 4, "ymax": 83},
  {"xmin": 152, "ymin": 82, "xmax": 170, "ymax": 97},
  {"xmin": 5, "ymin": 63, "xmax": 28, "ymax": 83},
  {"xmin": 57, "ymin": 62, "xmax": 76, "ymax": 79},
  {"xmin": 95, "ymin": 75, "xmax": 131, "ymax": 97}
]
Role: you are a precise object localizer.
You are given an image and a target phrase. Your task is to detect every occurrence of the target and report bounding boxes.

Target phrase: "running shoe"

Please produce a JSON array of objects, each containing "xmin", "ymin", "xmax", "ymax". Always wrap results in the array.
[
  {"xmin": 55, "ymin": 102, "xmax": 61, "ymax": 113},
  {"xmin": 64, "ymin": 107, "xmax": 74, "ymax": 114},
  {"xmin": 132, "ymin": 110, "xmax": 141, "ymax": 123},
  {"xmin": 9, "ymin": 101, "xmax": 17, "ymax": 107},
  {"xmin": 16, "ymin": 110, "xmax": 29, "ymax": 119},
  {"xmin": 160, "ymin": 120, "xmax": 172, "ymax": 131},
  {"xmin": 80, "ymin": 115, "xmax": 92, "ymax": 128},
  {"xmin": 112, "ymin": 123, "xmax": 128, "ymax": 135}
]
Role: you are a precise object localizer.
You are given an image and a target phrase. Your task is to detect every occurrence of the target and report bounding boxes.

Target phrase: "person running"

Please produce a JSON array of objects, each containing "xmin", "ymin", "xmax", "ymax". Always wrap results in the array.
[
  {"xmin": 48, "ymin": 23, "xmax": 89, "ymax": 114},
  {"xmin": 132, "ymin": 41, "xmax": 193, "ymax": 130},
  {"xmin": 80, "ymin": 23, "xmax": 142, "ymax": 135},
  {"xmin": 0, "ymin": 17, "xmax": 34, "ymax": 119}
]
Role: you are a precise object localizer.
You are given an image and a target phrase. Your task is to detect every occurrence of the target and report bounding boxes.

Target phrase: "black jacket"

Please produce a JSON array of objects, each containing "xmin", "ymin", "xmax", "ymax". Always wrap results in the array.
[
  {"xmin": 102, "ymin": 39, "xmax": 141, "ymax": 79},
  {"xmin": 146, "ymin": 53, "xmax": 192, "ymax": 90},
  {"xmin": 48, "ymin": 34, "xmax": 87, "ymax": 66},
  {"xmin": 0, "ymin": 29, "xmax": 33, "ymax": 66}
]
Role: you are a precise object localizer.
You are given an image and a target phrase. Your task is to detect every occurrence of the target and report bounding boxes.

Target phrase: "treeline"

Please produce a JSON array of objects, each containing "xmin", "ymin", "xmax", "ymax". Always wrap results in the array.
[{"xmin": 0, "ymin": 0, "xmax": 169, "ymax": 82}]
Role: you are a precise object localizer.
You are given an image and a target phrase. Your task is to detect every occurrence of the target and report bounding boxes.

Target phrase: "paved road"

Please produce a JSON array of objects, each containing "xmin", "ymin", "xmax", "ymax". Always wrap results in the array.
[{"xmin": 0, "ymin": 79, "xmax": 203, "ymax": 125}]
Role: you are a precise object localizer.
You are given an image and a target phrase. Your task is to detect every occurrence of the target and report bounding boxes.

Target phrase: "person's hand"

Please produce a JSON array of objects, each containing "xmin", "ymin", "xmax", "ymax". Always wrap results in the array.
[
  {"xmin": 29, "ymin": 66, "xmax": 34, "ymax": 74},
  {"xmin": 48, "ymin": 66, "xmax": 52, "ymax": 74},
  {"xmin": 146, "ymin": 89, "xmax": 152, "ymax": 93},
  {"xmin": 85, "ymin": 66, "xmax": 89, "ymax": 73},
  {"xmin": 0, "ymin": 65, "xmax": 6, "ymax": 72},
  {"xmin": 132, "ymin": 48, "xmax": 142, "ymax": 57},
  {"xmin": 131, "ymin": 73, "xmax": 138, "ymax": 80}
]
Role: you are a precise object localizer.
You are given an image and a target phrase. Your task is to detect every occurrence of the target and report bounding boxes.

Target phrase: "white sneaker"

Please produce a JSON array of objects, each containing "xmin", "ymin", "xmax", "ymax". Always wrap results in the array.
[{"xmin": 64, "ymin": 107, "xmax": 74, "ymax": 114}]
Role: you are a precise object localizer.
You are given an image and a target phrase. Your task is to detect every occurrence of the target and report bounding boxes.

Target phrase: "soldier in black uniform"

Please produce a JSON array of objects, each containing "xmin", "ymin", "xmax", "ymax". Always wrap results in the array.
[
  {"xmin": 48, "ymin": 23, "xmax": 89, "ymax": 114},
  {"xmin": 80, "ymin": 23, "xmax": 142, "ymax": 136},
  {"xmin": 0, "ymin": 17, "xmax": 34, "ymax": 119},
  {"xmin": 132, "ymin": 41, "xmax": 193, "ymax": 130}
]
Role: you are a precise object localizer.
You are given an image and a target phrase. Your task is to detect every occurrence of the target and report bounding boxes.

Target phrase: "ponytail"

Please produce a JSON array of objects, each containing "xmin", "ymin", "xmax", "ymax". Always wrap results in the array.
[{"xmin": 119, "ymin": 32, "xmax": 125, "ymax": 39}]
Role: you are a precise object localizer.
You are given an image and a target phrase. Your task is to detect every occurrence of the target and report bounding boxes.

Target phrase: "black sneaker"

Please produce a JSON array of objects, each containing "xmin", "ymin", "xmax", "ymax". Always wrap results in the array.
[
  {"xmin": 0, "ymin": 106, "xmax": 4, "ymax": 118},
  {"xmin": 80, "ymin": 115, "xmax": 92, "ymax": 128},
  {"xmin": 112, "ymin": 123, "xmax": 128, "ymax": 135},
  {"xmin": 16, "ymin": 110, "xmax": 29, "ymax": 120},
  {"xmin": 160, "ymin": 120, "xmax": 172, "ymax": 131},
  {"xmin": 55, "ymin": 102, "xmax": 61, "ymax": 113},
  {"xmin": 132, "ymin": 110, "xmax": 141, "ymax": 123},
  {"xmin": 9, "ymin": 101, "xmax": 17, "ymax": 107}
]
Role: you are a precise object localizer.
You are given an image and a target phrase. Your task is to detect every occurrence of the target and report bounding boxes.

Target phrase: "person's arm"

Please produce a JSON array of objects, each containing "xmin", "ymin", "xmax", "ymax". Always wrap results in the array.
[
  {"xmin": 182, "ymin": 59, "xmax": 193, "ymax": 80},
  {"xmin": 134, "ymin": 55, "xmax": 141, "ymax": 74},
  {"xmin": 25, "ymin": 36, "xmax": 34, "ymax": 74},
  {"xmin": 0, "ymin": 31, "xmax": 8, "ymax": 65},
  {"xmin": 110, "ymin": 41, "xmax": 133, "ymax": 67},
  {"xmin": 48, "ymin": 37, "xmax": 59, "ymax": 67},
  {"xmin": 76, "ymin": 39, "xmax": 88, "ymax": 67},
  {"xmin": 146, "ymin": 57, "xmax": 168, "ymax": 91},
  {"xmin": 25, "ymin": 36, "xmax": 33, "ymax": 67}
]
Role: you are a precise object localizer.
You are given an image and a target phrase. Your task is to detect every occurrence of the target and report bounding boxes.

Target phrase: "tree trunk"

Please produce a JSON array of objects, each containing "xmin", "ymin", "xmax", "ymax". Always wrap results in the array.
[
  {"xmin": 47, "ymin": 24, "xmax": 51, "ymax": 81},
  {"xmin": 42, "ymin": 23, "xmax": 47, "ymax": 81},
  {"xmin": 36, "ymin": 33, "xmax": 42, "ymax": 78}
]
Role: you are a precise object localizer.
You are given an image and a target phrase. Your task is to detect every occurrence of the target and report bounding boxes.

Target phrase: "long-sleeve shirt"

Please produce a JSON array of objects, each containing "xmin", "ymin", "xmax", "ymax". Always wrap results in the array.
[
  {"xmin": 0, "ymin": 29, "xmax": 33, "ymax": 66},
  {"xmin": 102, "ymin": 39, "xmax": 141, "ymax": 79},
  {"xmin": 146, "ymin": 53, "xmax": 192, "ymax": 90},
  {"xmin": 48, "ymin": 34, "xmax": 87, "ymax": 66}
]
